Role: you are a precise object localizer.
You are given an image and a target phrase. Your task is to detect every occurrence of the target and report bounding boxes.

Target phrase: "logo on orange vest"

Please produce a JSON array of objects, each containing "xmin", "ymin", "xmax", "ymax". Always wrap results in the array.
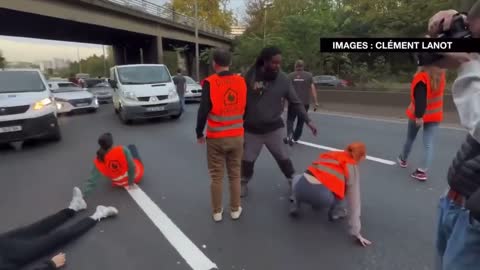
[
  {"xmin": 108, "ymin": 160, "xmax": 121, "ymax": 172},
  {"xmin": 224, "ymin": 88, "xmax": 238, "ymax": 106}
]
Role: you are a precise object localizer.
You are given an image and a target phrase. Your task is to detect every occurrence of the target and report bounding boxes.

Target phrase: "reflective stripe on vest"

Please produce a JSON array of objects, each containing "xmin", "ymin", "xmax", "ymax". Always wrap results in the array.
[
  {"xmin": 307, "ymin": 152, "xmax": 352, "ymax": 199},
  {"xmin": 205, "ymin": 73, "xmax": 247, "ymax": 139}
]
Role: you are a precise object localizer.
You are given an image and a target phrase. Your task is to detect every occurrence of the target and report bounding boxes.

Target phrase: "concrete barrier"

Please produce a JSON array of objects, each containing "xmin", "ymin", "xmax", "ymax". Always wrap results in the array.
[{"xmin": 316, "ymin": 90, "xmax": 457, "ymax": 112}]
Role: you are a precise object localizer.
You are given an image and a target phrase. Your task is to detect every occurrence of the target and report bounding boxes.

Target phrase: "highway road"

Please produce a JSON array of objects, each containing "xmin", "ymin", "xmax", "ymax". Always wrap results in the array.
[{"xmin": 0, "ymin": 103, "xmax": 468, "ymax": 270}]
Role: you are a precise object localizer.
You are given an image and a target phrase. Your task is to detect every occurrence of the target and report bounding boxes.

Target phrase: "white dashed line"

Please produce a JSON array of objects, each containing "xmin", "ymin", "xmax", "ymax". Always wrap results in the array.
[
  {"xmin": 126, "ymin": 185, "xmax": 217, "ymax": 270},
  {"xmin": 297, "ymin": 140, "xmax": 396, "ymax": 166}
]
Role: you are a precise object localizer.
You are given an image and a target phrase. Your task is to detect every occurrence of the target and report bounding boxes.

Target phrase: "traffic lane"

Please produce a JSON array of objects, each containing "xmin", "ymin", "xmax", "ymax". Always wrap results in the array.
[
  {"xmin": 0, "ymin": 106, "xmax": 191, "ymax": 270},
  {"xmin": 301, "ymin": 111, "xmax": 465, "ymax": 181},
  {"xmin": 304, "ymin": 111, "xmax": 466, "ymax": 162},
  {"xmin": 138, "ymin": 105, "xmax": 438, "ymax": 269}
]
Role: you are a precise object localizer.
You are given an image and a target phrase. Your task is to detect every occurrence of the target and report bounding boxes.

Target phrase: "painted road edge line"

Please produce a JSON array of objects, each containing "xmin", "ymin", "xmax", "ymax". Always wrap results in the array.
[
  {"xmin": 297, "ymin": 141, "xmax": 396, "ymax": 166},
  {"xmin": 311, "ymin": 110, "xmax": 465, "ymax": 131},
  {"xmin": 126, "ymin": 185, "xmax": 218, "ymax": 270}
]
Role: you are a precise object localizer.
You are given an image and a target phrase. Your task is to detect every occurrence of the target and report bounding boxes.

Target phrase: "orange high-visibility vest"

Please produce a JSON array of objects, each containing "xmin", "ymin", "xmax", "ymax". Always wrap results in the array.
[
  {"xmin": 206, "ymin": 73, "xmax": 247, "ymax": 139},
  {"xmin": 94, "ymin": 146, "xmax": 144, "ymax": 187},
  {"xmin": 406, "ymin": 71, "xmax": 446, "ymax": 123},
  {"xmin": 306, "ymin": 151, "xmax": 357, "ymax": 200}
]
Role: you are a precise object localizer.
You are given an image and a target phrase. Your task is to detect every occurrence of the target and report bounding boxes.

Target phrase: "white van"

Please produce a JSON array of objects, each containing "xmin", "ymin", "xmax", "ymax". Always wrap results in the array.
[
  {"xmin": 0, "ymin": 69, "xmax": 61, "ymax": 144},
  {"xmin": 109, "ymin": 64, "xmax": 182, "ymax": 124}
]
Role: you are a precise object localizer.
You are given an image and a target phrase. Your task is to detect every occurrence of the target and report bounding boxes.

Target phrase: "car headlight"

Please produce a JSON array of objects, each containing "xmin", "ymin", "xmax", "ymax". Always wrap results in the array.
[
  {"xmin": 56, "ymin": 103, "xmax": 63, "ymax": 110},
  {"xmin": 33, "ymin": 98, "xmax": 53, "ymax": 110},
  {"xmin": 168, "ymin": 88, "xmax": 178, "ymax": 99},
  {"xmin": 124, "ymin": 91, "xmax": 137, "ymax": 101},
  {"xmin": 94, "ymin": 97, "xmax": 99, "ymax": 105}
]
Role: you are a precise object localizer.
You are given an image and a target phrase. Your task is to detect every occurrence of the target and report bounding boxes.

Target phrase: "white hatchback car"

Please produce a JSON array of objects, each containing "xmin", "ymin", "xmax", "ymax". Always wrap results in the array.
[
  {"xmin": 48, "ymin": 81, "xmax": 99, "ymax": 114},
  {"xmin": 183, "ymin": 76, "xmax": 203, "ymax": 102}
]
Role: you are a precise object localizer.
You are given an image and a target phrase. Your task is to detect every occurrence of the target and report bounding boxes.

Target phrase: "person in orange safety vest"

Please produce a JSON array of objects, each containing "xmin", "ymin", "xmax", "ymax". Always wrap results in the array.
[
  {"xmin": 398, "ymin": 65, "xmax": 446, "ymax": 181},
  {"xmin": 196, "ymin": 48, "xmax": 247, "ymax": 222},
  {"xmin": 82, "ymin": 133, "xmax": 144, "ymax": 196},
  {"xmin": 289, "ymin": 142, "xmax": 372, "ymax": 247}
]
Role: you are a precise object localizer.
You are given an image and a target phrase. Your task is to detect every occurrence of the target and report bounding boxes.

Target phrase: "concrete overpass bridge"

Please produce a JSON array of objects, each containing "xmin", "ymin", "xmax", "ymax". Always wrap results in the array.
[{"xmin": 0, "ymin": 0, "xmax": 233, "ymax": 77}]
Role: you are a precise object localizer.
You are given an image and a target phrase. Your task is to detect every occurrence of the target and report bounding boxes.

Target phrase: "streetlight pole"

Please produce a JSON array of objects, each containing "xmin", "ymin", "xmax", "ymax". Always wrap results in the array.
[
  {"xmin": 263, "ymin": 6, "xmax": 267, "ymax": 46},
  {"xmin": 102, "ymin": 45, "xmax": 107, "ymax": 77},
  {"xmin": 195, "ymin": 0, "xmax": 200, "ymax": 81}
]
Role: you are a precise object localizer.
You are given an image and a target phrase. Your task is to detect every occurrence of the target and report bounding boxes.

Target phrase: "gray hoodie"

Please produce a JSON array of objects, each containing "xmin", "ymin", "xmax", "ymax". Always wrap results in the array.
[{"xmin": 243, "ymin": 69, "xmax": 310, "ymax": 134}]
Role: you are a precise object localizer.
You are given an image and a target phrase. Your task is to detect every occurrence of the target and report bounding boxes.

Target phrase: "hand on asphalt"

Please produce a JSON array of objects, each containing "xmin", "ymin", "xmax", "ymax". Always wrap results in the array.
[
  {"xmin": 51, "ymin": 253, "xmax": 66, "ymax": 268},
  {"xmin": 356, "ymin": 235, "xmax": 372, "ymax": 247},
  {"xmin": 197, "ymin": 137, "xmax": 206, "ymax": 144}
]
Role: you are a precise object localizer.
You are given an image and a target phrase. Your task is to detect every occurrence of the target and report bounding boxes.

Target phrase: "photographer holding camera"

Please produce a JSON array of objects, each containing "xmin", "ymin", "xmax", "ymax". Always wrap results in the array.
[{"xmin": 428, "ymin": 3, "xmax": 480, "ymax": 269}]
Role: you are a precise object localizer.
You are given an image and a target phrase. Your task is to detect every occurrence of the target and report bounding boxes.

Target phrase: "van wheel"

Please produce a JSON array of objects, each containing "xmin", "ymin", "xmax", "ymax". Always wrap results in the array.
[
  {"xmin": 170, "ymin": 111, "xmax": 182, "ymax": 120},
  {"xmin": 48, "ymin": 125, "xmax": 62, "ymax": 142},
  {"xmin": 89, "ymin": 108, "xmax": 98, "ymax": 113},
  {"xmin": 114, "ymin": 106, "xmax": 119, "ymax": 114},
  {"xmin": 119, "ymin": 106, "xmax": 132, "ymax": 125}
]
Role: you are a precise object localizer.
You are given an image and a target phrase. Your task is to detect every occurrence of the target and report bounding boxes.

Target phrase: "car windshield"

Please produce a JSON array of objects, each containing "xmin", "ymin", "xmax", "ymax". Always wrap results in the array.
[
  {"xmin": 0, "ymin": 71, "xmax": 46, "ymax": 93},
  {"xmin": 84, "ymin": 79, "xmax": 104, "ymax": 88},
  {"xmin": 117, "ymin": 66, "xmax": 171, "ymax": 84},
  {"xmin": 185, "ymin": 76, "xmax": 197, "ymax": 85},
  {"xmin": 317, "ymin": 76, "xmax": 336, "ymax": 80},
  {"xmin": 91, "ymin": 82, "xmax": 110, "ymax": 88}
]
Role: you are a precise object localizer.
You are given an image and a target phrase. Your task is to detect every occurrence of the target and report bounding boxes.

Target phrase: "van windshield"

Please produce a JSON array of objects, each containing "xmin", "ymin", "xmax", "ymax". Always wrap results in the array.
[
  {"xmin": 0, "ymin": 71, "xmax": 46, "ymax": 93},
  {"xmin": 117, "ymin": 66, "xmax": 171, "ymax": 85}
]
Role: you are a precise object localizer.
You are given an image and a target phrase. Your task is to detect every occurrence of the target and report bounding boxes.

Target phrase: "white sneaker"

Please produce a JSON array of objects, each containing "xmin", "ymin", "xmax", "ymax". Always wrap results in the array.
[
  {"xmin": 230, "ymin": 207, "xmax": 243, "ymax": 220},
  {"xmin": 213, "ymin": 209, "xmax": 223, "ymax": 222},
  {"xmin": 68, "ymin": 187, "xmax": 87, "ymax": 212},
  {"xmin": 90, "ymin": 205, "xmax": 119, "ymax": 221}
]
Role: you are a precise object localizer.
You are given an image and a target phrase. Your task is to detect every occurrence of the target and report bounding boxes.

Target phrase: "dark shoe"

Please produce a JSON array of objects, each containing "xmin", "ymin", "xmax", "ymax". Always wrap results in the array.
[
  {"xmin": 328, "ymin": 208, "xmax": 347, "ymax": 222},
  {"xmin": 240, "ymin": 183, "xmax": 248, "ymax": 198},
  {"xmin": 289, "ymin": 202, "xmax": 300, "ymax": 217},
  {"xmin": 397, "ymin": 156, "xmax": 407, "ymax": 168},
  {"xmin": 411, "ymin": 169, "xmax": 427, "ymax": 181}
]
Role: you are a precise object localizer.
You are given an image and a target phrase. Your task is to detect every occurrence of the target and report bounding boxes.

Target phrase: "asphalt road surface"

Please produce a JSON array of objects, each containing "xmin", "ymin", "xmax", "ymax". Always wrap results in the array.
[{"xmin": 0, "ymin": 103, "xmax": 468, "ymax": 270}]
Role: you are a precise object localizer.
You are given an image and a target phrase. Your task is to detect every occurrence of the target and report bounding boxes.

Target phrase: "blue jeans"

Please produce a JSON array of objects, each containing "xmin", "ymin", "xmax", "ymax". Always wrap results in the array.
[
  {"xmin": 436, "ymin": 196, "xmax": 480, "ymax": 270},
  {"xmin": 400, "ymin": 120, "xmax": 439, "ymax": 170}
]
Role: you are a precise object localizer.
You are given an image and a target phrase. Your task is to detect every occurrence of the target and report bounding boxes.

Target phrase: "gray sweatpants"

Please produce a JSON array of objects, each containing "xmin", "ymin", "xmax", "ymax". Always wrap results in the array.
[
  {"xmin": 241, "ymin": 128, "xmax": 295, "ymax": 183},
  {"xmin": 292, "ymin": 174, "xmax": 346, "ymax": 214}
]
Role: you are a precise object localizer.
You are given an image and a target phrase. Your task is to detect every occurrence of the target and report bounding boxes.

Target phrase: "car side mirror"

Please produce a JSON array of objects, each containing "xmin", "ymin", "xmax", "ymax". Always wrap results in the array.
[{"xmin": 109, "ymin": 79, "xmax": 118, "ymax": 89}]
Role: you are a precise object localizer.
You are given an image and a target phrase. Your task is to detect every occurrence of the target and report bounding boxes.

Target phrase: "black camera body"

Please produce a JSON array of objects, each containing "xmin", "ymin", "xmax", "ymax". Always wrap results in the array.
[{"xmin": 416, "ymin": 13, "xmax": 472, "ymax": 66}]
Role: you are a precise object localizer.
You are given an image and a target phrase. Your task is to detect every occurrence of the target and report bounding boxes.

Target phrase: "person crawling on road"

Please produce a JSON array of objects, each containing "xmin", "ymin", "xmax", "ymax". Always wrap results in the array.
[
  {"xmin": 0, "ymin": 187, "xmax": 118, "ymax": 270},
  {"xmin": 289, "ymin": 142, "xmax": 372, "ymax": 247},
  {"xmin": 82, "ymin": 132, "xmax": 144, "ymax": 195}
]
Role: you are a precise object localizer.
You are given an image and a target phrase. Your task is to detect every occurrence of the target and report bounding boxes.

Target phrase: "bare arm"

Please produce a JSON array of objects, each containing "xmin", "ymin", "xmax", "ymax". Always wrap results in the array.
[
  {"xmin": 311, "ymin": 83, "xmax": 318, "ymax": 107},
  {"xmin": 346, "ymin": 164, "xmax": 361, "ymax": 237}
]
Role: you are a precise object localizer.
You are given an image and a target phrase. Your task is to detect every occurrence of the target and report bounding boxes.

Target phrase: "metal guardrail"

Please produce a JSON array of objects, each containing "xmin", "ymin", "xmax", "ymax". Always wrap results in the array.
[{"xmin": 105, "ymin": 0, "xmax": 232, "ymax": 39}]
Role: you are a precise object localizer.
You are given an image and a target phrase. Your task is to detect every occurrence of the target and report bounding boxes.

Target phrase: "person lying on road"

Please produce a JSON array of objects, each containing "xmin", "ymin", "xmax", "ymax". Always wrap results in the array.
[
  {"xmin": 0, "ymin": 187, "xmax": 118, "ymax": 270},
  {"xmin": 289, "ymin": 142, "xmax": 372, "ymax": 247},
  {"xmin": 83, "ymin": 132, "xmax": 144, "ymax": 195}
]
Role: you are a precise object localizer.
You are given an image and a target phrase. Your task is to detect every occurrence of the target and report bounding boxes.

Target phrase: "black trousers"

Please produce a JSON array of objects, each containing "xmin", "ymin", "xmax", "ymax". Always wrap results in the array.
[
  {"xmin": 0, "ymin": 209, "xmax": 97, "ymax": 268},
  {"xmin": 286, "ymin": 104, "xmax": 310, "ymax": 141}
]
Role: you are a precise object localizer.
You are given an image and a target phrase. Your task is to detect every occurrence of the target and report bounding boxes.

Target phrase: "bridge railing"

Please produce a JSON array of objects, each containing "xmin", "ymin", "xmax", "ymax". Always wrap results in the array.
[{"xmin": 105, "ymin": 0, "xmax": 231, "ymax": 39}]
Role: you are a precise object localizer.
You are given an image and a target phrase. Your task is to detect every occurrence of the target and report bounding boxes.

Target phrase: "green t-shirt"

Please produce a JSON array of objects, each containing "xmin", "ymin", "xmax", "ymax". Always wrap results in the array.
[{"xmin": 82, "ymin": 146, "xmax": 136, "ymax": 196}]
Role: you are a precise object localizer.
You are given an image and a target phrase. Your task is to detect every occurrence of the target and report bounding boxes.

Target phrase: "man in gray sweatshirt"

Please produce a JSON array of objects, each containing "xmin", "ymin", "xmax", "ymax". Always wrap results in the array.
[
  {"xmin": 429, "ymin": 4, "xmax": 480, "ymax": 270},
  {"xmin": 241, "ymin": 46, "xmax": 317, "ymax": 198}
]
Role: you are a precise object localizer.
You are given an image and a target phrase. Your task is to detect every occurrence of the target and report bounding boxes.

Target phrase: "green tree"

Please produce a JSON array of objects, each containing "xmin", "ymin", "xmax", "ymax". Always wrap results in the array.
[
  {"xmin": 170, "ymin": 0, "xmax": 234, "ymax": 31},
  {"xmin": 0, "ymin": 51, "xmax": 5, "ymax": 69}
]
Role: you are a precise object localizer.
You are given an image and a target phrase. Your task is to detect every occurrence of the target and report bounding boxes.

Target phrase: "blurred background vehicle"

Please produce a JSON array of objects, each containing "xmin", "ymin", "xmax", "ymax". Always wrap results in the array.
[
  {"xmin": 313, "ymin": 75, "xmax": 349, "ymax": 89},
  {"xmin": 49, "ymin": 80, "xmax": 98, "ymax": 114},
  {"xmin": 184, "ymin": 76, "xmax": 202, "ymax": 102}
]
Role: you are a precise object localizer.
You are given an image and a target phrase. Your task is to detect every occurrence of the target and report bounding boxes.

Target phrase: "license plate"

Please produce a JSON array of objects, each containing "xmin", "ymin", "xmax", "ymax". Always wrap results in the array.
[
  {"xmin": 76, "ymin": 103, "xmax": 89, "ymax": 107},
  {"xmin": 0, "ymin": 126, "xmax": 22, "ymax": 133},
  {"xmin": 146, "ymin": 106, "xmax": 165, "ymax": 112}
]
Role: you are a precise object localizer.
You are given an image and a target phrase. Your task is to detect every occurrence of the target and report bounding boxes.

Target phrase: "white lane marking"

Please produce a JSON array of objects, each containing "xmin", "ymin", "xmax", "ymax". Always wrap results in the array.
[
  {"xmin": 310, "ymin": 110, "xmax": 466, "ymax": 131},
  {"xmin": 126, "ymin": 185, "xmax": 217, "ymax": 270},
  {"xmin": 297, "ymin": 140, "xmax": 396, "ymax": 166}
]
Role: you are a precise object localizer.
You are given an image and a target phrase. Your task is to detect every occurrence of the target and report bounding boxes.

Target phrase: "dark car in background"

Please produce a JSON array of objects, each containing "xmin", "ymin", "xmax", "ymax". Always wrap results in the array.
[
  {"xmin": 313, "ymin": 75, "xmax": 349, "ymax": 89},
  {"xmin": 84, "ymin": 79, "xmax": 113, "ymax": 104},
  {"xmin": 87, "ymin": 82, "xmax": 113, "ymax": 104}
]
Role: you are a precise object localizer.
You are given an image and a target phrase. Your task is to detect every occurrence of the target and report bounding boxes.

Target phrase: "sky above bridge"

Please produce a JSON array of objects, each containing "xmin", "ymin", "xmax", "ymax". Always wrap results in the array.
[{"xmin": 0, "ymin": 0, "xmax": 246, "ymax": 63}]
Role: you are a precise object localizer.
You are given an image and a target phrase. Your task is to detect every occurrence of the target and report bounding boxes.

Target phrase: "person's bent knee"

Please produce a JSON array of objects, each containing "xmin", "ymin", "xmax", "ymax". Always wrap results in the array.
[{"xmin": 278, "ymin": 159, "xmax": 295, "ymax": 178}]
